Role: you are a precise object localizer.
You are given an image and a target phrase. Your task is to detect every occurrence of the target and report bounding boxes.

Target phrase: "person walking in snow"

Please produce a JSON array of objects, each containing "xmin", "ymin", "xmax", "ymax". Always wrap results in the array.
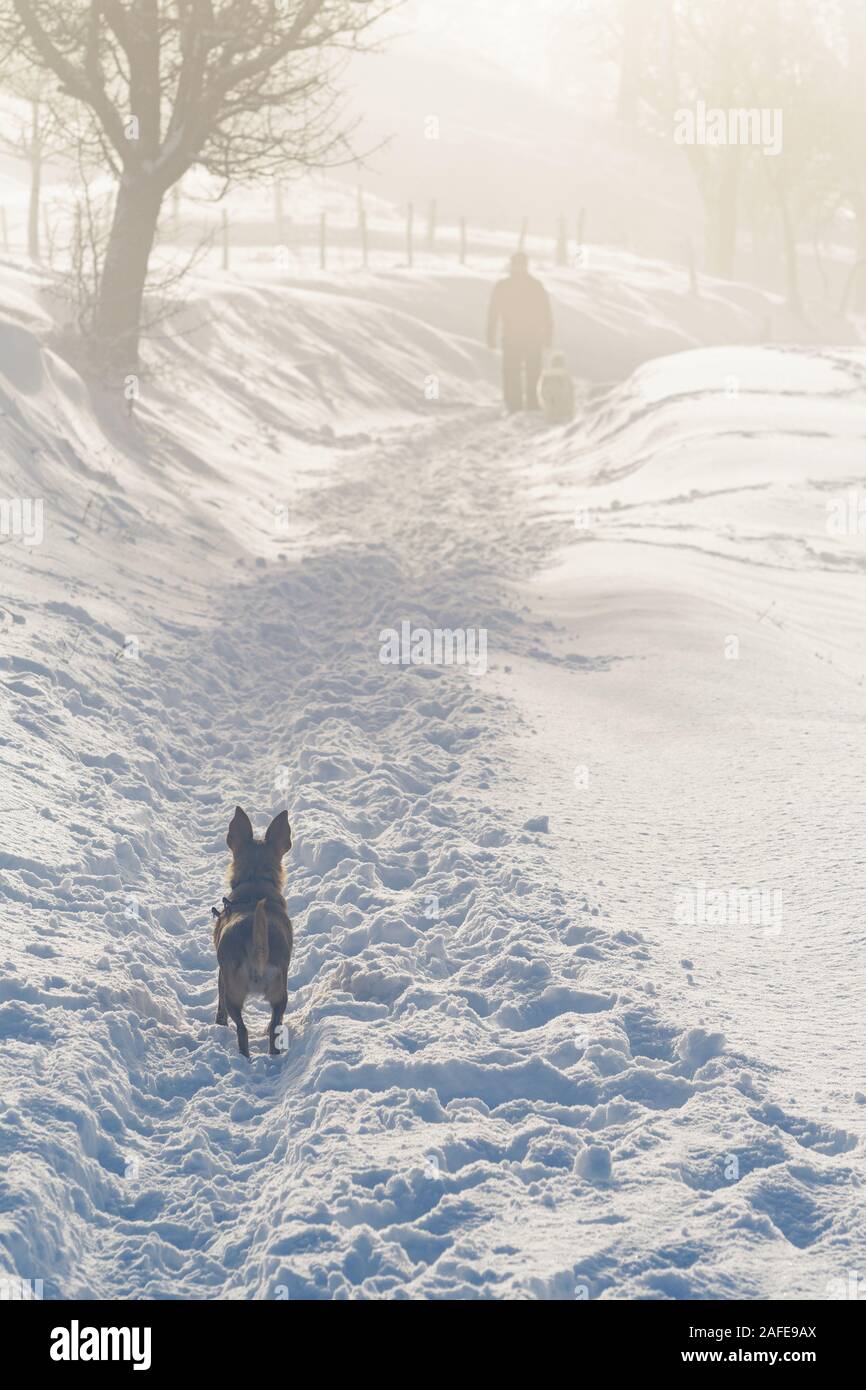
[
  {"xmin": 486, "ymin": 251, "xmax": 554, "ymax": 412},
  {"xmin": 539, "ymin": 351, "xmax": 575, "ymax": 425}
]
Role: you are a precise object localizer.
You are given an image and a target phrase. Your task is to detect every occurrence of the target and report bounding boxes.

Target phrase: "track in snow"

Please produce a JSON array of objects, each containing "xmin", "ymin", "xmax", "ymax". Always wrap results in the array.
[{"xmin": 1, "ymin": 405, "xmax": 864, "ymax": 1300}]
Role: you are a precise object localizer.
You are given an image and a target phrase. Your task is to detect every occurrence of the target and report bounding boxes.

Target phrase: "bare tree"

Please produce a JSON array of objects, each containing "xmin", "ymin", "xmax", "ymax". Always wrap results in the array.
[
  {"xmin": 615, "ymin": 0, "xmax": 655, "ymax": 126},
  {"xmin": 632, "ymin": 0, "xmax": 825, "ymax": 287},
  {"xmin": 0, "ymin": 55, "xmax": 90, "ymax": 261},
  {"xmin": 817, "ymin": 0, "xmax": 866, "ymax": 307},
  {"xmin": 648, "ymin": 0, "xmax": 756, "ymax": 279},
  {"xmin": 0, "ymin": 88, "xmax": 60, "ymax": 259},
  {"xmin": 0, "ymin": 1, "xmax": 399, "ymax": 370}
]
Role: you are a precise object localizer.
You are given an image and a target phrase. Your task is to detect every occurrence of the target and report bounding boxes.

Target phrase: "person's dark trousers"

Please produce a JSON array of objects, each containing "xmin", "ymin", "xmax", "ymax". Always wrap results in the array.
[
  {"xmin": 524, "ymin": 344, "xmax": 542, "ymax": 409},
  {"xmin": 502, "ymin": 339, "xmax": 543, "ymax": 410}
]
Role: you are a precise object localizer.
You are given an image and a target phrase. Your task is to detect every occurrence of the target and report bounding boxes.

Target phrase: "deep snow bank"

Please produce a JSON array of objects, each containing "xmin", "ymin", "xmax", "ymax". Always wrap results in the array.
[
  {"xmin": 2, "ymin": 260, "xmax": 865, "ymax": 1301},
  {"xmin": 504, "ymin": 341, "xmax": 866, "ymax": 1135}
]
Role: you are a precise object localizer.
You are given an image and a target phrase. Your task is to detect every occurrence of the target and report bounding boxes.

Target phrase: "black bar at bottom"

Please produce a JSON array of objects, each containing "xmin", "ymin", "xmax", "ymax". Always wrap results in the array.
[{"xmin": 0, "ymin": 1296, "xmax": 857, "ymax": 1375}]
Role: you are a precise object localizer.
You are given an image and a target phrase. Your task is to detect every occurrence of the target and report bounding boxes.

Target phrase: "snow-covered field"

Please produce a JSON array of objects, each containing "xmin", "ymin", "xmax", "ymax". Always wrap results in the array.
[{"xmin": 1, "ymin": 249, "xmax": 865, "ymax": 1300}]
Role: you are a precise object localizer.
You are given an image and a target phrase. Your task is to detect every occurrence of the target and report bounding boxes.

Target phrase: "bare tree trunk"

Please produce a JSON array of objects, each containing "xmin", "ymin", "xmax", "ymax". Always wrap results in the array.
[
  {"xmin": 708, "ymin": 151, "xmax": 740, "ymax": 279},
  {"xmin": 92, "ymin": 177, "xmax": 163, "ymax": 367},
  {"xmin": 775, "ymin": 181, "xmax": 802, "ymax": 315},
  {"xmin": 853, "ymin": 198, "xmax": 866, "ymax": 310},
  {"xmin": 274, "ymin": 180, "xmax": 284, "ymax": 239},
  {"xmin": 617, "ymin": 0, "xmax": 649, "ymax": 125},
  {"xmin": 28, "ymin": 101, "xmax": 42, "ymax": 262}
]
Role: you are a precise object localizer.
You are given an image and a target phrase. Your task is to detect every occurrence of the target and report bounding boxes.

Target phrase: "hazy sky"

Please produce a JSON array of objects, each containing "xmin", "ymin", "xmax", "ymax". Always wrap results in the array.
[{"xmin": 393, "ymin": 0, "xmax": 581, "ymax": 86}]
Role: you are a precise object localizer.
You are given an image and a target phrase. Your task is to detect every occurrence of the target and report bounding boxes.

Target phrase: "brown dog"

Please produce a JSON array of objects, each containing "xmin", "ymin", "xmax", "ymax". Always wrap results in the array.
[{"xmin": 213, "ymin": 806, "xmax": 293, "ymax": 1058}]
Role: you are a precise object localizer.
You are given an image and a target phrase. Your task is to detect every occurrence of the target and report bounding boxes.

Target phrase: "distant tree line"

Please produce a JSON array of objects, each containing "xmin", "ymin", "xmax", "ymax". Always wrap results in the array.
[{"xmin": 600, "ymin": 0, "xmax": 866, "ymax": 307}]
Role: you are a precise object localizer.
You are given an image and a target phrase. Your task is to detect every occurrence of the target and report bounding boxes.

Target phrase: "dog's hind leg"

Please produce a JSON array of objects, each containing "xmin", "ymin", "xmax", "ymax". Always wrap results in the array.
[
  {"xmin": 226, "ymin": 999, "xmax": 250, "ymax": 1059},
  {"xmin": 268, "ymin": 991, "xmax": 288, "ymax": 1057},
  {"xmin": 215, "ymin": 967, "xmax": 228, "ymax": 1026}
]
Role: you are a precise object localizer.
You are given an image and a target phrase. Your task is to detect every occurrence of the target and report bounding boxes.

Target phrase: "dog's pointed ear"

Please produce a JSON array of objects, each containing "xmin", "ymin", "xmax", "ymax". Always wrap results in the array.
[
  {"xmin": 227, "ymin": 805, "xmax": 253, "ymax": 852},
  {"xmin": 265, "ymin": 809, "xmax": 292, "ymax": 857}
]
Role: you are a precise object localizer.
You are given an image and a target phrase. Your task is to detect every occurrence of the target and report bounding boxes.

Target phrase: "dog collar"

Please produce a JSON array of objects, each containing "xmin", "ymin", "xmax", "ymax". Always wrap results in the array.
[
  {"xmin": 212, "ymin": 879, "xmax": 283, "ymax": 920},
  {"xmin": 226, "ymin": 876, "xmax": 280, "ymax": 899}
]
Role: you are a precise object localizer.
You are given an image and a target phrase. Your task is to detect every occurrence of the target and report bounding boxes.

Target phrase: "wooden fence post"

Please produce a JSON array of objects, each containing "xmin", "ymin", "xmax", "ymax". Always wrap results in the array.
[
  {"xmin": 356, "ymin": 186, "xmax": 364, "ymax": 262},
  {"xmin": 839, "ymin": 258, "xmax": 866, "ymax": 315},
  {"xmin": 42, "ymin": 207, "xmax": 52, "ymax": 266},
  {"xmin": 221, "ymin": 208, "xmax": 229, "ymax": 270},
  {"xmin": 360, "ymin": 208, "xmax": 369, "ymax": 269},
  {"xmin": 686, "ymin": 237, "xmax": 698, "ymax": 294},
  {"xmin": 556, "ymin": 214, "xmax": 568, "ymax": 267}
]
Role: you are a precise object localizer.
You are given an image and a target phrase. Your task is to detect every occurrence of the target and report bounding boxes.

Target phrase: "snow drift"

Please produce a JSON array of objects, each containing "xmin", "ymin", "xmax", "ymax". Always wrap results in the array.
[{"xmin": 1, "ymin": 253, "xmax": 864, "ymax": 1300}]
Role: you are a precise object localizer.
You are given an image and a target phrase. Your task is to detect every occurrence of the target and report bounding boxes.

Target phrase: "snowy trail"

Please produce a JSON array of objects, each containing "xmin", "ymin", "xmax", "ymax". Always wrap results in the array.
[{"xmin": 3, "ymin": 388, "xmax": 865, "ymax": 1300}]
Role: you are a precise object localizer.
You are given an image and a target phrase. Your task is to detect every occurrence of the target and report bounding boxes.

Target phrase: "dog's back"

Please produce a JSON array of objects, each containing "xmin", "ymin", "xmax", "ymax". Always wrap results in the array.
[
  {"xmin": 216, "ymin": 901, "xmax": 292, "ymax": 997},
  {"xmin": 214, "ymin": 807, "xmax": 294, "ymax": 1058}
]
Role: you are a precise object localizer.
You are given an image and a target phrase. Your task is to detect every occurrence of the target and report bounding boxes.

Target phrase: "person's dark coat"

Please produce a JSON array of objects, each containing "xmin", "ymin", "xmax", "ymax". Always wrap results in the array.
[
  {"xmin": 487, "ymin": 261, "xmax": 554, "ymax": 411},
  {"xmin": 487, "ymin": 268, "xmax": 553, "ymax": 352}
]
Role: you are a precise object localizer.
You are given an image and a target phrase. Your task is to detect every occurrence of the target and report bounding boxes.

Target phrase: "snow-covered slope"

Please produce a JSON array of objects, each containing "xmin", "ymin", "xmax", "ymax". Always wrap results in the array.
[
  {"xmin": 513, "ymin": 347, "xmax": 866, "ymax": 1137},
  {"xmin": 1, "ymin": 256, "xmax": 864, "ymax": 1299}
]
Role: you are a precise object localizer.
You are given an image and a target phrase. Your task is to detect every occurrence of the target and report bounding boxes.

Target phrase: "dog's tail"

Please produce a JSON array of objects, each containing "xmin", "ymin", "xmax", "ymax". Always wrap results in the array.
[{"xmin": 252, "ymin": 899, "xmax": 269, "ymax": 976}]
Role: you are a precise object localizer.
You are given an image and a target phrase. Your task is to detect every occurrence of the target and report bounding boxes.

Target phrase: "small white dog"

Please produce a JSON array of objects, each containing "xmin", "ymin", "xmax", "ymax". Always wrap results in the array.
[{"xmin": 540, "ymin": 352, "xmax": 576, "ymax": 425}]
